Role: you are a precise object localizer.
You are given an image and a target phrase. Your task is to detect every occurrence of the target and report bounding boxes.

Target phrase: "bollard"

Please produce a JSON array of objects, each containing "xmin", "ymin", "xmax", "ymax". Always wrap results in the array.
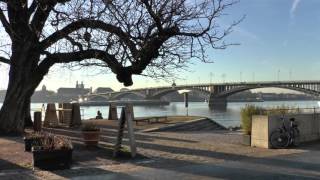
[
  {"xmin": 33, "ymin": 111, "xmax": 42, "ymax": 131},
  {"xmin": 108, "ymin": 104, "xmax": 118, "ymax": 120},
  {"xmin": 71, "ymin": 103, "xmax": 82, "ymax": 127},
  {"xmin": 43, "ymin": 103, "xmax": 59, "ymax": 127}
]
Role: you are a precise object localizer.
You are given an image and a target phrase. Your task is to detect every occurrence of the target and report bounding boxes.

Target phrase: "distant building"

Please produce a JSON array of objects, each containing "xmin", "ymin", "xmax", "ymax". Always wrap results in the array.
[
  {"xmin": 32, "ymin": 85, "xmax": 56, "ymax": 103},
  {"xmin": 94, "ymin": 87, "xmax": 114, "ymax": 94},
  {"xmin": 120, "ymin": 88, "xmax": 130, "ymax": 92},
  {"xmin": 57, "ymin": 81, "xmax": 91, "ymax": 101}
]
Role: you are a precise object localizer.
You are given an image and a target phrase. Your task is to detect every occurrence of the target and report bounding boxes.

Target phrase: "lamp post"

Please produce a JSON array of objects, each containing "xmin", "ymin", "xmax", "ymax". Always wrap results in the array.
[
  {"xmin": 210, "ymin": 72, "xmax": 213, "ymax": 84},
  {"xmin": 178, "ymin": 90, "xmax": 191, "ymax": 116}
]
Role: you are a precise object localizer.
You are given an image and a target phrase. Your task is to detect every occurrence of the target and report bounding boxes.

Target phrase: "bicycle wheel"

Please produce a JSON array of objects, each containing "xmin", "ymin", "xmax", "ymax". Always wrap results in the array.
[
  {"xmin": 292, "ymin": 128, "xmax": 300, "ymax": 146},
  {"xmin": 270, "ymin": 130, "xmax": 290, "ymax": 149}
]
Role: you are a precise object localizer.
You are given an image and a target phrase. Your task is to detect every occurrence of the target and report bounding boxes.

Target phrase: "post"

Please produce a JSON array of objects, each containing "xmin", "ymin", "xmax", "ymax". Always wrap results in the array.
[
  {"xmin": 33, "ymin": 111, "xmax": 42, "ymax": 131},
  {"xmin": 126, "ymin": 105, "xmax": 137, "ymax": 158},
  {"xmin": 43, "ymin": 103, "xmax": 59, "ymax": 127},
  {"xmin": 71, "ymin": 103, "xmax": 82, "ymax": 127},
  {"xmin": 113, "ymin": 105, "xmax": 137, "ymax": 158},
  {"xmin": 184, "ymin": 93, "xmax": 189, "ymax": 116},
  {"xmin": 113, "ymin": 107, "xmax": 126, "ymax": 158},
  {"xmin": 108, "ymin": 104, "xmax": 118, "ymax": 120}
]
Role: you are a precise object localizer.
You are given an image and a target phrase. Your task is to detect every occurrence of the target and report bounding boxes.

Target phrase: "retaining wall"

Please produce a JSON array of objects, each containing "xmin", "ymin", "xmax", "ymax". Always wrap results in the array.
[{"xmin": 251, "ymin": 113, "xmax": 320, "ymax": 148}]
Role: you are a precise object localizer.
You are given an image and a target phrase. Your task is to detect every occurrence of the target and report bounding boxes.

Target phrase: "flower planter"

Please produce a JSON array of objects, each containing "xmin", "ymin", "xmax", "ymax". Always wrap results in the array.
[
  {"xmin": 82, "ymin": 131, "xmax": 100, "ymax": 146},
  {"xmin": 32, "ymin": 148, "xmax": 73, "ymax": 170},
  {"xmin": 24, "ymin": 137, "xmax": 42, "ymax": 152},
  {"xmin": 242, "ymin": 134, "xmax": 251, "ymax": 146}
]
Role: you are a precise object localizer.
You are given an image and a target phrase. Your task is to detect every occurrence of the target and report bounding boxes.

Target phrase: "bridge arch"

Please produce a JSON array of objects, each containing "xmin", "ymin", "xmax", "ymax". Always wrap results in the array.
[
  {"xmin": 110, "ymin": 91, "xmax": 147, "ymax": 100},
  {"xmin": 86, "ymin": 94, "xmax": 110, "ymax": 101},
  {"xmin": 216, "ymin": 85, "xmax": 320, "ymax": 98},
  {"xmin": 150, "ymin": 87, "xmax": 211, "ymax": 99}
]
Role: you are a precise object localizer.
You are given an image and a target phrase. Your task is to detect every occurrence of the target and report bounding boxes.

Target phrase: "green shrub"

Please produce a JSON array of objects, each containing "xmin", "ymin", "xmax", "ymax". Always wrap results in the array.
[
  {"xmin": 240, "ymin": 105, "xmax": 264, "ymax": 135},
  {"xmin": 240, "ymin": 104, "xmax": 299, "ymax": 135}
]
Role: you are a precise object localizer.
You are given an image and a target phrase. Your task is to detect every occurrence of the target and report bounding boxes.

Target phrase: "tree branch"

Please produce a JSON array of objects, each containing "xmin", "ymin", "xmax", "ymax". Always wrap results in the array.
[
  {"xmin": 30, "ymin": 2, "xmax": 56, "ymax": 38},
  {"xmin": 40, "ymin": 19, "xmax": 138, "ymax": 57},
  {"xmin": 0, "ymin": 7, "xmax": 12, "ymax": 36},
  {"xmin": 0, "ymin": 56, "xmax": 10, "ymax": 65},
  {"xmin": 28, "ymin": 0, "xmax": 38, "ymax": 17},
  {"xmin": 37, "ymin": 49, "xmax": 120, "ymax": 77}
]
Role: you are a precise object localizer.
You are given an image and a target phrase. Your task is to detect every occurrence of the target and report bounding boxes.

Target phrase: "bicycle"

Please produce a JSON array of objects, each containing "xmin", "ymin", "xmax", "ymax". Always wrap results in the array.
[{"xmin": 270, "ymin": 117, "xmax": 300, "ymax": 149}]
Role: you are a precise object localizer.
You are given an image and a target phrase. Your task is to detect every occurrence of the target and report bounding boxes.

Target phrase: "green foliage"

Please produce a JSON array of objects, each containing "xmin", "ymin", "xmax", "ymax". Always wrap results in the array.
[
  {"xmin": 240, "ymin": 105, "xmax": 264, "ymax": 135},
  {"xmin": 240, "ymin": 104, "xmax": 300, "ymax": 135}
]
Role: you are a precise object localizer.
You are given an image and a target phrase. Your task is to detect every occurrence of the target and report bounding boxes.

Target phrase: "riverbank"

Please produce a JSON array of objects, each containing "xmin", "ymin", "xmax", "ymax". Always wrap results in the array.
[
  {"xmin": 79, "ymin": 100, "xmax": 170, "ymax": 106},
  {"xmin": 84, "ymin": 115, "xmax": 208, "ymax": 131}
]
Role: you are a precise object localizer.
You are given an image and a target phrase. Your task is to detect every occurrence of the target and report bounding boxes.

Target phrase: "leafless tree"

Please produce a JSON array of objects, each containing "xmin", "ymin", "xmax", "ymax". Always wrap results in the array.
[{"xmin": 0, "ymin": 0, "xmax": 240, "ymax": 134}]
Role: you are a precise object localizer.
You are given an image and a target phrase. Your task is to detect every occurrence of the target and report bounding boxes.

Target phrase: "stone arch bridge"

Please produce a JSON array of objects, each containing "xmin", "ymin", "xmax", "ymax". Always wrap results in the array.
[{"xmin": 81, "ymin": 81, "xmax": 320, "ymax": 109}]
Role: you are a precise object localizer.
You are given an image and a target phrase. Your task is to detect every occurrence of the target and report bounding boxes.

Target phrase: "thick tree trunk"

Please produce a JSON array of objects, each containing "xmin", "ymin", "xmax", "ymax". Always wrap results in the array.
[
  {"xmin": 24, "ymin": 98, "xmax": 33, "ymax": 128},
  {"xmin": 0, "ymin": 79, "xmax": 36, "ymax": 134},
  {"xmin": 0, "ymin": 59, "xmax": 40, "ymax": 134}
]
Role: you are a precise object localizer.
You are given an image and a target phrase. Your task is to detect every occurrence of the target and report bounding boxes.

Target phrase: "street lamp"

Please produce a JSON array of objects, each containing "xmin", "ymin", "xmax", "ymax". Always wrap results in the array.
[
  {"xmin": 210, "ymin": 72, "xmax": 213, "ymax": 84},
  {"xmin": 178, "ymin": 89, "xmax": 191, "ymax": 116}
]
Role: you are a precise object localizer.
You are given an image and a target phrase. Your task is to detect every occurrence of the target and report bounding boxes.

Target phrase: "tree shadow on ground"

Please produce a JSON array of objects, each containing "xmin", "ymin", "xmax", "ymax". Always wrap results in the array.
[
  {"xmin": 135, "ymin": 156, "xmax": 319, "ymax": 180},
  {"xmin": 49, "ymin": 167, "xmax": 140, "ymax": 179},
  {"xmin": 46, "ymin": 127, "xmax": 320, "ymax": 173},
  {"xmin": 44, "ymin": 126, "xmax": 198, "ymax": 143},
  {"xmin": 0, "ymin": 159, "xmax": 36, "ymax": 180}
]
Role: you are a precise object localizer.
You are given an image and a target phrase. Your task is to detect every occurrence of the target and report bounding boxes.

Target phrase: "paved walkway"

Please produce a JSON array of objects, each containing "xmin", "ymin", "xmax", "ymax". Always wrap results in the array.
[{"xmin": 1, "ymin": 127, "xmax": 320, "ymax": 179}]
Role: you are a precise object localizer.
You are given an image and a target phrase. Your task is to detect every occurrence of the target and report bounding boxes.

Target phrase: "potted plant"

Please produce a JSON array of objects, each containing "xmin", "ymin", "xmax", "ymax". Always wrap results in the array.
[
  {"xmin": 81, "ymin": 123, "xmax": 100, "ymax": 146},
  {"xmin": 24, "ymin": 132, "xmax": 45, "ymax": 152},
  {"xmin": 240, "ymin": 105, "xmax": 263, "ymax": 146},
  {"xmin": 32, "ymin": 134, "xmax": 73, "ymax": 170}
]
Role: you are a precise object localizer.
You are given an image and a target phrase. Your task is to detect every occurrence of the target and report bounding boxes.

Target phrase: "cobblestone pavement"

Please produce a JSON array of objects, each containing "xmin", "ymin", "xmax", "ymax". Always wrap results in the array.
[{"xmin": 1, "ymin": 128, "xmax": 320, "ymax": 179}]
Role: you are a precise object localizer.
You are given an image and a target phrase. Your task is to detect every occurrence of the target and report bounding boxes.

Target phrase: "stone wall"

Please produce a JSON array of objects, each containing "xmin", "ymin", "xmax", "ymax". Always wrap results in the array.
[{"xmin": 251, "ymin": 113, "xmax": 320, "ymax": 148}]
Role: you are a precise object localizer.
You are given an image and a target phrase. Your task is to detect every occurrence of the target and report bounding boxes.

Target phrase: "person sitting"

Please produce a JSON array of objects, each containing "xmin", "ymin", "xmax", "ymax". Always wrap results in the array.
[{"xmin": 96, "ymin": 110, "xmax": 103, "ymax": 119}]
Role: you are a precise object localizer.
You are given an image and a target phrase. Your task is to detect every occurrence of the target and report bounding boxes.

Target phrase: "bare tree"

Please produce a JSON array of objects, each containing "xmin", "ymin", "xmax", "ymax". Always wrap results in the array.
[{"xmin": 0, "ymin": 0, "xmax": 240, "ymax": 134}]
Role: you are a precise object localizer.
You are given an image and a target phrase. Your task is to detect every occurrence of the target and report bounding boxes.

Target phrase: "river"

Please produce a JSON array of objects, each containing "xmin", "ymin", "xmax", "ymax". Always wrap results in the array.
[
  {"xmin": 1, "ymin": 100, "xmax": 319, "ymax": 128},
  {"xmin": 20, "ymin": 100, "xmax": 320, "ymax": 127}
]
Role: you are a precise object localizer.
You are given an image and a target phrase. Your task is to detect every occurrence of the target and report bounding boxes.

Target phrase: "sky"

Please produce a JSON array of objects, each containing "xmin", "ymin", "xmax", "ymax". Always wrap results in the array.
[{"xmin": 1, "ymin": 0, "xmax": 320, "ymax": 92}]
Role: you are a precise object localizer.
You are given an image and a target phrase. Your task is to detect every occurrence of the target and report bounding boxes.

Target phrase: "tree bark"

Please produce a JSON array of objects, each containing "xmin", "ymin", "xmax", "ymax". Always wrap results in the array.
[
  {"xmin": 0, "ymin": 58, "xmax": 39, "ymax": 134},
  {"xmin": 24, "ymin": 98, "xmax": 33, "ymax": 128}
]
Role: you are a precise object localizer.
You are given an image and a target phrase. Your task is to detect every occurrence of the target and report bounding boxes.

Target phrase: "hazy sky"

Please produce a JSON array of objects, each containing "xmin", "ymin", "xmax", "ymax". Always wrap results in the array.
[{"xmin": 1, "ymin": 0, "xmax": 320, "ymax": 92}]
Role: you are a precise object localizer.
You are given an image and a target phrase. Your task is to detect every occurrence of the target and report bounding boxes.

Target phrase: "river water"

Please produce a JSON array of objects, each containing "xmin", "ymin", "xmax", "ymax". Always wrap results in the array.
[
  {"xmin": 1, "ymin": 100, "xmax": 319, "ymax": 128},
  {"xmin": 15, "ymin": 100, "xmax": 317, "ymax": 128}
]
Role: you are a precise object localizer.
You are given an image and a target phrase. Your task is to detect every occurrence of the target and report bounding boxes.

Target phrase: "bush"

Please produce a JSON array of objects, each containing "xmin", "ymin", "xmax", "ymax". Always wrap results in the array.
[
  {"xmin": 240, "ymin": 104, "xmax": 299, "ymax": 135},
  {"xmin": 33, "ymin": 134, "xmax": 73, "ymax": 151},
  {"xmin": 240, "ymin": 105, "xmax": 264, "ymax": 135},
  {"xmin": 24, "ymin": 131, "xmax": 46, "ymax": 140}
]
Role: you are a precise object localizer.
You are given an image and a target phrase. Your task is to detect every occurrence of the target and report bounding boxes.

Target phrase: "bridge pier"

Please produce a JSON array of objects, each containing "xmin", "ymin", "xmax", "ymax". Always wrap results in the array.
[{"xmin": 208, "ymin": 95, "xmax": 227, "ymax": 111}]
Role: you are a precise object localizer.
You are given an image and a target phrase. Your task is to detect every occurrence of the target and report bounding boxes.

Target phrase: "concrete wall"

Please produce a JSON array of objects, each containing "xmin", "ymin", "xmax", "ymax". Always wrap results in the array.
[{"xmin": 251, "ymin": 113, "xmax": 320, "ymax": 148}]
